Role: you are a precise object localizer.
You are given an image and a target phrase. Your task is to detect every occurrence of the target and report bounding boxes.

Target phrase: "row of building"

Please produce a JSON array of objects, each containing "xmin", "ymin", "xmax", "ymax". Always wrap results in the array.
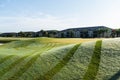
[
  {"xmin": 0, "ymin": 26, "xmax": 112, "ymax": 38},
  {"xmin": 57, "ymin": 26, "xmax": 112, "ymax": 38}
]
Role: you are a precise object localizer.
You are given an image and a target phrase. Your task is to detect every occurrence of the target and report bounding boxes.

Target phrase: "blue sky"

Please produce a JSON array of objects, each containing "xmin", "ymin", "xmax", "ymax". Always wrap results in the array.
[{"xmin": 0, "ymin": 0, "xmax": 120, "ymax": 32}]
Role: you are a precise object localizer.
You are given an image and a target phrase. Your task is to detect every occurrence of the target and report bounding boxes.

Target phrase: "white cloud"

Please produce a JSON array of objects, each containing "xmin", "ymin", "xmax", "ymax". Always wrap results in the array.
[
  {"xmin": 0, "ymin": 14, "xmax": 84, "ymax": 32},
  {"xmin": 0, "ymin": 12, "xmax": 120, "ymax": 32}
]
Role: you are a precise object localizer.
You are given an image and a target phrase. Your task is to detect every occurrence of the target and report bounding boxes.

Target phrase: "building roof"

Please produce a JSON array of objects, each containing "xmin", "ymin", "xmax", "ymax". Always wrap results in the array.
[{"xmin": 61, "ymin": 26, "xmax": 112, "ymax": 32}]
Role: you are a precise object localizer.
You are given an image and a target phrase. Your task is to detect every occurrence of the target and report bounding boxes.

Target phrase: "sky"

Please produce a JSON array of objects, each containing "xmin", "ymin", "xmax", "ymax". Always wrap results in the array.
[{"xmin": 0, "ymin": 0, "xmax": 120, "ymax": 32}]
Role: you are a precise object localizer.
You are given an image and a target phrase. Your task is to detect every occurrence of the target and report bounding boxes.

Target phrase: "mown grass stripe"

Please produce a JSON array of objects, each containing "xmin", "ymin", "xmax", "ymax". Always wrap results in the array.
[
  {"xmin": 83, "ymin": 40, "xmax": 102, "ymax": 80},
  {"xmin": 17, "ymin": 44, "xmax": 72, "ymax": 80},
  {"xmin": 35, "ymin": 44, "xmax": 81, "ymax": 80},
  {"xmin": 0, "ymin": 54, "xmax": 31, "ymax": 77},
  {"xmin": 0, "ymin": 55, "xmax": 15, "ymax": 64},
  {"xmin": 7, "ymin": 44, "xmax": 56, "ymax": 80},
  {"xmin": 0, "ymin": 44, "xmax": 51, "ymax": 78}
]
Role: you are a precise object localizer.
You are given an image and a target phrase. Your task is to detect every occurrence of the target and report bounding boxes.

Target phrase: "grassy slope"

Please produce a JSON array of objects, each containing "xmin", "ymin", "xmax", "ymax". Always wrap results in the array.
[
  {"xmin": 0, "ymin": 37, "xmax": 120, "ymax": 80},
  {"xmin": 0, "ymin": 37, "xmax": 101, "ymax": 44},
  {"xmin": 41, "ymin": 44, "xmax": 81, "ymax": 80},
  {"xmin": 96, "ymin": 38, "xmax": 120, "ymax": 80},
  {"xmin": 0, "ymin": 37, "xmax": 33, "ymax": 43},
  {"xmin": 52, "ymin": 41, "xmax": 96, "ymax": 80},
  {"xmin": 83, "ymin": 40, "xmax": 102, "ymax": 80}
]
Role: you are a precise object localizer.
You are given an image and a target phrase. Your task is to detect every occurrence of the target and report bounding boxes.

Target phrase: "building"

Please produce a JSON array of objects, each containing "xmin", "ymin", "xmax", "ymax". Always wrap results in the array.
[
  {"xmin": 0, "ymin": 32, "xmax": 18, "ymax": 37},
  {"xmin": 56, "ymin": 26, "xmax": 112, "ymax": 38},
  {"xmin": 36, "ymin": 30, "xmax": 58, "ymax": 37},
  {"xmin": 0, "ymin": 26, "xmax": 112, "ymax": 38}
]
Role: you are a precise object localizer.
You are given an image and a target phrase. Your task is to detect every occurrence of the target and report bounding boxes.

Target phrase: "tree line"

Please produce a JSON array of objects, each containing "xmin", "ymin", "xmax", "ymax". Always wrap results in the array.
[{"xmin": 0, "ymin": 28, "xmax": 120, "ymax": 38}]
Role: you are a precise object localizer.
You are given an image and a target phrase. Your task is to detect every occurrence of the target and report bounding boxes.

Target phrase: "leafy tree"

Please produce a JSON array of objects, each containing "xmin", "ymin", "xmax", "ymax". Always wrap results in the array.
[
  {"xmin": 66, "ymin": 30, "xmax": 75, "ymax": 38},
  {"xmin": 18, "ymin": 31, "xmax": 25, "ymax": 37},
  {"xmin": 97, "ymin": 28, "xmax": 108, "ymax": 37},
  {"xmin": 116, "ymin": 29, "xmax": 120, "ymax": 37},
  {"xmin": 69, "ymin": 30, "xmax": 74, "ymax": 38},
  {"xmin": 111, "ymin": 29, "xmax": 116, "ymax": 37}
]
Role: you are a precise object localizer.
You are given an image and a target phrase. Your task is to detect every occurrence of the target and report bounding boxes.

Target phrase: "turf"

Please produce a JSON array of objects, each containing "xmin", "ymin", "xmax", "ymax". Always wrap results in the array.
[
  {"xmin": 0, "ymin": 37, "xmax": 120, "ymax": 80},
  {"xmin": 0, "ymin": 55, "xmax": 15, "ymax": 64},
  {"xmin": 51, "ymin": 41, "xmax": 96, "ymax": 80},
  {"xmin": 7, "ymin": 44, "xmax": 56, "ymax": 80},
  {"xmin": 96, "ymin": 38, "xmax": 120, "ymax": 80},
  {"xmin": 83, "ymin": 40, "xmax": 102, "ymax": 80},
  {"xmin": 37, "ymin": 44, "xmax": 81, "ymax": 80}
]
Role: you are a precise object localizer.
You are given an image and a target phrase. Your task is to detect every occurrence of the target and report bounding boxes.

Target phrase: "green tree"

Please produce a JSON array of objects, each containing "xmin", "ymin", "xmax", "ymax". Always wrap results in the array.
[
  {"xmin": 111, "ymin": 29, "xmax": 116, "ymax": 38},
  {"xmin": 116, "ymin": 29, "xmax": 120, "ymax": 37},
  {"xmin": 66, "ymin": 30, "xmax": 75, "ymax": 38},
  {"xmin": 18, "ymin": 31, "xmax": 25, "ymax": 37},
  {"xmin": 97, "ymin": 28, "xmax": 108, "ymax": 37},
  {"xmin": 69, "ymin": 30, "xmax": 74, "ymax": 38}
]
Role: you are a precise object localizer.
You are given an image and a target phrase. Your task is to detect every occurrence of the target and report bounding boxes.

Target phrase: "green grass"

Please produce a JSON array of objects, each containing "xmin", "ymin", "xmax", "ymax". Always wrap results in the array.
[
  {"xmin": 95, "ymin": 38, "xmax": 120, "ymax": 80},
  {"xmin": 0, "ymin": 54, "xmax": 31, "ymax": 77},
  {"xmin": 83, "ymin": 40, "xmax": 102, "ymax": 80},
  {"xmin": 0, "ymin": 45, "xmax": 47, "ymax": 77},
  {"xmin": 7, "ymin": 43, "xmax": 56, "ymax": 80},
  {"xmin": 35, "ymin": 44, "xmax": 81, "ymax": 80},
  {"xmin": 0, "ymin": 37, "xmax": 33, "ymax": 43},
  {"xmin": 0, "ymin": 37, "xmax": 101, "ymax": 44},
  {"xmin": 0, "ymin": 55, "xmax": 15, "ymax": 64},
  {"xmin": 51, "ymin": 41, "xmax": 96, "ymax": 80},
  {"xmin": 18, "ymin": 44, "xmax": 75, "ymax": 80},
  {"xmin": 0, "ymin": 37, "xmax": 120, "ymax": 80}
]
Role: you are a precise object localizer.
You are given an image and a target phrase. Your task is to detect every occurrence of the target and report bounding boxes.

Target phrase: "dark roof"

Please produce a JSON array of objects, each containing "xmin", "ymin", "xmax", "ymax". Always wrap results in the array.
[{"xmin": 61, "ymin": 26, "xmax": 112, "ymax": 32}]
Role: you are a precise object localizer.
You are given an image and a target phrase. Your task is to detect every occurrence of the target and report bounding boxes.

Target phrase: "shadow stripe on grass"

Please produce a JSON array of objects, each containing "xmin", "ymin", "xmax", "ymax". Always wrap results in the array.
[
  {"xmin": 83, "ymin": 40, "xmax": 102, "ymax": 80},
  {"xmin": 0, "ymin": 43, "xmax": 52, "ymax": 78},
  {"xmin": 0, "ymin": 55, "xmax": 15, "ymax": 64},
  {"xmin": 0, "ymin": 54, "xmax": 32, "ymax": 77},
  {"xmin": 7, "ymin": 44, "xmax": 56, "ymax": 80},
  {"xmin": 35, "ymin": 44, "xmax": 81, "ymax": 80},
  {"xmin": 108, "ymin": 70, "xmax": 120, "ymax": 80}
]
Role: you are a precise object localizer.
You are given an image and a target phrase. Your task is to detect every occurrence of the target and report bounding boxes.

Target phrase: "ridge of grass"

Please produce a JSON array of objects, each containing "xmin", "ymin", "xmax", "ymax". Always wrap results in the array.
[
  {"xmin": 95, "ymin": 39, "xmax": 120, "ymax": 80},
  {"xmin": 7, "ymin": 43, "xmax": 56, "ymax": 80},
  {"xmin": 0, "ymin": 38, "xmax": 105, "ymax": 80},
  {"xmin": 0, "ymin": 54, "xmax": 33, "ymax": 77},
  {"xmin": 83, "ymin": 40, "xmax": 102, "ymax": 80},
  {"xmin": 0, "ymin": 43, "xmax": 52, "ymax": 78},
  {"xmin": 0, "ymin": 55, "xmax": 15, "ymax": 64},
  {"xmin": 34, "ymin": 44, "xmax": 81, "ymax": 80},
  {"xmin": 16, "ymin": 44, "xmax": 74, "ymax": 80},
  {"xmin": 51, "ymin": 41, "xmax": 96, "ymax": 80}
]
